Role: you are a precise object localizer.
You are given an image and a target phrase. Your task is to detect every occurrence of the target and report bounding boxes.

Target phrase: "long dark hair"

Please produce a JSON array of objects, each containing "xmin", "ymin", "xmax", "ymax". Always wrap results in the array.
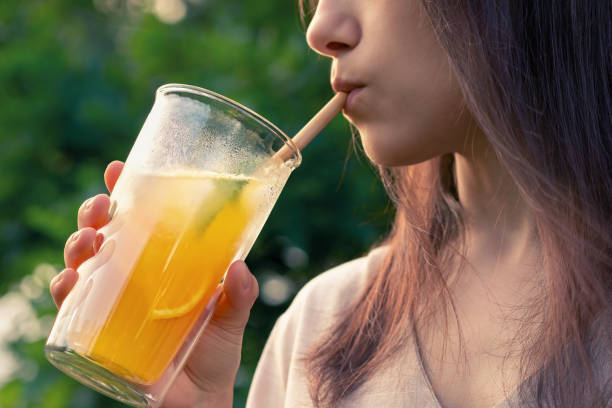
[{"xmin": 300, "ymin": 1, "xmax": 612, "ymax": 407}]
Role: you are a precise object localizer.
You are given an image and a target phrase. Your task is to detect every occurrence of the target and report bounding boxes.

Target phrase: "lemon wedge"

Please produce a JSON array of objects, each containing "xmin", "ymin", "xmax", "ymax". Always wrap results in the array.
[{"xmin": 150, "ymin": 284, "xmax": 209, "ymax": 319}]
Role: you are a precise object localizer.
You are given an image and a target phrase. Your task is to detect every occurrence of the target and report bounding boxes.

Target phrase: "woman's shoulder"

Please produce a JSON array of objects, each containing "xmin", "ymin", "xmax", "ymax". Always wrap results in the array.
[
  {"xmin": 263, "ymin": 245, "xmax": 390, "ymax": 361},
  {"xmin": 288, "ymin": 245, "xmax": 389, "ymax": 317},
  {"xmin": 261, "ymin": 245, "xmax": 390, "ymax": 355},
  {"xmin": 246, "ymin": 246, "xmax": 392, "ymax": 408}
]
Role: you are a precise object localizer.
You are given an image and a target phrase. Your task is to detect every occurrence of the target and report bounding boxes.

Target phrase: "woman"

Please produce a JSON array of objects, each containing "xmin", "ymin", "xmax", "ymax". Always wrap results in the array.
[{"xmin": 51, "ymin": 0, "xmax": 611, "ymax": 407}]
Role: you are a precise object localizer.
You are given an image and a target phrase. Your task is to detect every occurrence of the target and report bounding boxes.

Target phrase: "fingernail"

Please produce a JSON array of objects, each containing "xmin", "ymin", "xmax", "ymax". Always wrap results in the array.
[
  {"xmin": 93, "ymin": 233, "xmax": 104, "ymax": 253},
  {"xmin": 85, "ymin": 197, "xmax": 95, "ymax": 210},
  {"xmin": 52, "ymin": 272, "xmax": 65, "ymax": 290},
  {"xmin": 241, "ymin": 266, "xmax": 252, "ymax": 291},
  {"xmin": 70, "ymin": 230, "xmax": 81, "ymax": 243}
]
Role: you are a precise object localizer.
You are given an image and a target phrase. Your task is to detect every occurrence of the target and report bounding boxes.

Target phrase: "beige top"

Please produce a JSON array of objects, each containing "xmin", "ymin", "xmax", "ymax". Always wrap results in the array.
[{"xmin": 246, "ymin": 247, "xmax": 611, "ymax": 408}]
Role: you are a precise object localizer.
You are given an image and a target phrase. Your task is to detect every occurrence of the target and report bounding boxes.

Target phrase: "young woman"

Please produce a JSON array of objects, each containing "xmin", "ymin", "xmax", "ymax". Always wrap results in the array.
[{"xmin": 51, "ymin": 0, "xmax": 611, "ymax": 407}]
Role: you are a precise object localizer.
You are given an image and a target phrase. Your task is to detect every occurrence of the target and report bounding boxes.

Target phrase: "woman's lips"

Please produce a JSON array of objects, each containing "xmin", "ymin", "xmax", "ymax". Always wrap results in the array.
[
  {"xmin": 343, "ymin": 87, "xmax": 364, "ymax": 114},
  {"xmin": 331, "ymin": 78, "xmax": 366, "ymax": 115}
]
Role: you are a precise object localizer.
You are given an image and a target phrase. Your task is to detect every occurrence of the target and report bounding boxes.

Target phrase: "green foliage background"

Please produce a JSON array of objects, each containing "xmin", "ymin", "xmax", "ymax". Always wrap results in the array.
[{"xmin": 0, "ymin": 0, "xmax": 390, "ymax": 406}]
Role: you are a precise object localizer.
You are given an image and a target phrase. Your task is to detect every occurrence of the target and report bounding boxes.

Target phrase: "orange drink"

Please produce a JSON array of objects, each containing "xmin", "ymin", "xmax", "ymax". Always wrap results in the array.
[
  {"xmin": 45, "ymin": 84, "xmax": 301, "ymax": 407},
  {"xmin": 52, "ymin": 164, "xmax": 289, "ymax": 386},
  {"xmin": 81, "ymin": 168, "xmax": 264, "ymax": 383}
]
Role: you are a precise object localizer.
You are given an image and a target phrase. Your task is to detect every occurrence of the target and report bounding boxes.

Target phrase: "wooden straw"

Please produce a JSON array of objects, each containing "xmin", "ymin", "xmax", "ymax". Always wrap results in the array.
[{"xmin": 274, "ymin": 92, "xmax": 347, "ymax": 163}]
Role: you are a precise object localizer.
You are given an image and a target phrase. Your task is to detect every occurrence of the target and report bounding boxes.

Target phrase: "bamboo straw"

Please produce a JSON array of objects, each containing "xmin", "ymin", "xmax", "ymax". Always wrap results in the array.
[{"xmin": 274, "ymin": 92, "xmax": 347, "ymax": 163}]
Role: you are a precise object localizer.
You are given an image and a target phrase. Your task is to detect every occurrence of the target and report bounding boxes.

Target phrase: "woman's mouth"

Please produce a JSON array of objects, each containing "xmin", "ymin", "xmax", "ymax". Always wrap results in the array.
[
  {"xmin": 331, "ymin": 78, "xmax": 365, "ymax": 115},
  {"xmin": 343, "ymin": 87, "xmax": 364, "ymax": 114}
]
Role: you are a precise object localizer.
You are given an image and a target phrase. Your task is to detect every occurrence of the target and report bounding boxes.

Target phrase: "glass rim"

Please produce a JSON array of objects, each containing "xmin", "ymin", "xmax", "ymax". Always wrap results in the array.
[{"xmin": 157, "ymin": 83, "xmax": 302, "ymax": 169}]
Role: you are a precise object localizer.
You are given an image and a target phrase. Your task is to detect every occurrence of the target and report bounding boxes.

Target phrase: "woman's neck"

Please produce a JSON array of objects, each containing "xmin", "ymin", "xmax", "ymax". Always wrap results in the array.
[
  {"xmin": 449, "ymin": 136, "xmax": 543, "ymax": 310},
  {"xmin": 414, "ymin": 138, "xmax": 546, "ymax": 408},
  {"xmin": 454, "ymin": 136, "xmax": 538, "ymax": 264}
]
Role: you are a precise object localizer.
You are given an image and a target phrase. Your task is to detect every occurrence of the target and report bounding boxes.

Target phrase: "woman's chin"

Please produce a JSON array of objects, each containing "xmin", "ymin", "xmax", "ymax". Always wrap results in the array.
[{"xmin": 362, "ymin": 142, "xmax": 437, "ymax": 168}]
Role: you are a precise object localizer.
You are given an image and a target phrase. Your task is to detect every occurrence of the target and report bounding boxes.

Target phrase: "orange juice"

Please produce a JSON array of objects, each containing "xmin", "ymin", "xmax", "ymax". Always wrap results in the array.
[
  {"xmin": 45, "ymin": 84, "xmax": 302, "ymax": 407},
  {"xmin": 67, "ymin": 167, "xmax": 268, "ymax": 384}
]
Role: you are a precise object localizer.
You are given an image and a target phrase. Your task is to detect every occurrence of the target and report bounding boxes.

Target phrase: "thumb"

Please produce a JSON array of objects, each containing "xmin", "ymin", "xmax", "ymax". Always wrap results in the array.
[{"xmin": 208, "ymin": 261, "xmax": 259, "ymax": 339}]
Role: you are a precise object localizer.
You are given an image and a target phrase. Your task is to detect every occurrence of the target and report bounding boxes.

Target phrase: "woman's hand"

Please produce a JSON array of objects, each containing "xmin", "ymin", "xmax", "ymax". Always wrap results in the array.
[{"xmin": 49, "ymin": 161, "xmax": 259, "ymax": 408}]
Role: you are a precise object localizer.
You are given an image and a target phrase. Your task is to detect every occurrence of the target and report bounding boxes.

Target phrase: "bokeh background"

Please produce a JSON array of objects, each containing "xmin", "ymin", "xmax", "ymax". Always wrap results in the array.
[{"xmin": 0, "ymin": 0, "xmax": 391, "ymax": 406}]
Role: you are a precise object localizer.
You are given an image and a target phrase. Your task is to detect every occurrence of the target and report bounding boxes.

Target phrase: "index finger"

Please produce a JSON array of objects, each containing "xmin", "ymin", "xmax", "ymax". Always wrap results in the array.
[{"xmin": 104, "ymin": 161, "xmax": 124, "ymax": 193}]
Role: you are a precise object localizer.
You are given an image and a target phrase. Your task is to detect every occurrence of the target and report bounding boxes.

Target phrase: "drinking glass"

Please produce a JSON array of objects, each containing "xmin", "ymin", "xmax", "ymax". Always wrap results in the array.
[{"xmin": 45, "ymin": 84, "xmax": 301, "ymax": 407}]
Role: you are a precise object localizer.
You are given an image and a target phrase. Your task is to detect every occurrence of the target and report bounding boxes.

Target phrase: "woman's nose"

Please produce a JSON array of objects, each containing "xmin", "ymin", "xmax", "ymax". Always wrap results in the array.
[{"xmin": 306, "ymin": 1, "xmax": 361, "ymax": 58}]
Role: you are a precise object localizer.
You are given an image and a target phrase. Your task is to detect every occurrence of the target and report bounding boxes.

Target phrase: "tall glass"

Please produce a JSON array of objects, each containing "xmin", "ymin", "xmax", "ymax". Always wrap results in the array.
[{"xmin": 45, "ymin": 84, "xmax": 301, "ymax": 407}]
